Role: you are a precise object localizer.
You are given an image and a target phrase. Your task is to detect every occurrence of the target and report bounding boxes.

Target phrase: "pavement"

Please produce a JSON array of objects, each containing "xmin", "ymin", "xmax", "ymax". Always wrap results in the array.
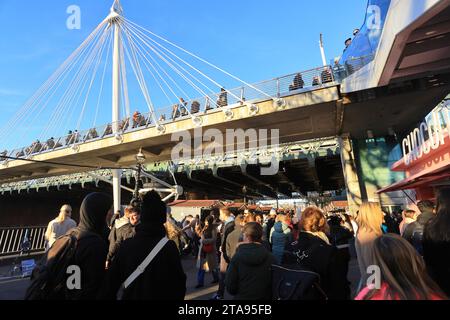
[
  {"xmin": 0, "ymin": 254, "xmax": 361, "ymax": 300},
  {"xmin": 0, "ymin": 255, "xmax": 221, "ymax": 301}
]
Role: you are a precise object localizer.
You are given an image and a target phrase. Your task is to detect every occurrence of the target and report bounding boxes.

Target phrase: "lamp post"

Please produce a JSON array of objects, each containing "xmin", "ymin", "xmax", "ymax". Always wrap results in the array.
[
  {"xmin": 242, "ymin": 186, "xmax": 248, "ymax": 205},
  {"xmin": 133, "ymin": 148, "xmax": 146, "ymax": 202}
]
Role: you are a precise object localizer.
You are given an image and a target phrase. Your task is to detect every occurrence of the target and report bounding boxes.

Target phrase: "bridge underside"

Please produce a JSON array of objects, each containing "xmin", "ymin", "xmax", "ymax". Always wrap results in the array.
[
  {"xmin": 0, "ymin": 146, "xmax": 346, "ymax": 227},
  {"xmin": 340, "ymin": 74, "xmax": 450, "ymax": 138},
  {"xmin": 156, "ymin": 153, "xmax": 345, "ymax": 200},
  {"xmin": 0, "ymin": 137, "xmax": 345, "ymax": 198}
]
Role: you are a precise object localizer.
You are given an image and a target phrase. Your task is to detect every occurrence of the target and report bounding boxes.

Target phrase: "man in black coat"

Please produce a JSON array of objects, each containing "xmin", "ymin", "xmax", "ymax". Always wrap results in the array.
[
  {"xmin": 99, "ymin": 191, "xmax": 186, "ymax": 300},
  {"xmin": 106, "ymin": 206, "xmax": 140, "ymax": 267}
]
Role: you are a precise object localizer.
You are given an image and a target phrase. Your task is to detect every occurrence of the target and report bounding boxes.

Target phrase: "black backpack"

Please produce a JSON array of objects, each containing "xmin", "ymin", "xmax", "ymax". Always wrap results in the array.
[
  {"xmin": 272, "ymin": 264, "xmax": 328, "ymax": 300},
  {"xmin": 25, "ymin": 230, "xmax": 79, "ymax": 300},
  {"xmin": 411, "ymin": 223, "xmax": 425, "ymax": 256}
]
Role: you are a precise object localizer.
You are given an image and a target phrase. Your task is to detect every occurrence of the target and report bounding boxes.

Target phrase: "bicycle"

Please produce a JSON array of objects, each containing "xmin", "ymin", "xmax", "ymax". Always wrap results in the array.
[{"xmin": 8, "ymin": 230, "xmax": 32, "ymax": 278}]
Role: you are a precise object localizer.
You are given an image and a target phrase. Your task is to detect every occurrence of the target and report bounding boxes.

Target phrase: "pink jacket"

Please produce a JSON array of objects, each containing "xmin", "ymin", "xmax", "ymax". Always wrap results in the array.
[{"xmin": 355, "ymin": 283, "xmax": 444, "ymax": 300}]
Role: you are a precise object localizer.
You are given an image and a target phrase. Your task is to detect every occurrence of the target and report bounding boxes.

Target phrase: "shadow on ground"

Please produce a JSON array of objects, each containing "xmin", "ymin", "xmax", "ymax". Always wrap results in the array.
[{"xmin": 0, "ymin": 255, "xmax": 360, "ymax": 300}]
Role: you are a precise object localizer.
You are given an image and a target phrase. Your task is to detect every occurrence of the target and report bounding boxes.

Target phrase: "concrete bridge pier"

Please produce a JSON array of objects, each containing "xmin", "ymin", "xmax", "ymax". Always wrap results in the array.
[
  {"xmin": 339, "ymin": 135, "xmax": 363, "ymax": 216},
  {"xmin": 339, "ymin": 134, "xmax": 410, "ymax": 215}
]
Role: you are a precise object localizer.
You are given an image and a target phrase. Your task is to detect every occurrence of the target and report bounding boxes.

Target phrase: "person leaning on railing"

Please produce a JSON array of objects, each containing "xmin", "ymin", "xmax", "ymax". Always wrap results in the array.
[
  {"xmin": 205, "ymin": 97, "xmax": 213, "ymax": 111},
  {"xmin": 65, "ymin": 131, "xmax": 73, "ymax": 145},
  {"xmin": 191, "ymin": 101, "xmax": 200, "ymax": 114},
  {"xmin": 132, "ymin": 111, "xmax": 145, "ymax": 128},
  {"xmin": 217, "ymin": 88, "xmax": 228, "ymax": 108},
  {"xmin": 103, "ymin": 124, "xmax": 113, "ymax": 137},
  {"xmin": 16, "ymin": 149, "xmax": 25, "ymax": 158},
  {"xmin": 344, "ymin": 38, "xmax": 352, "ymax": 51},
  {"xmin": 27, "ymin": 140, "xmax": 42, "ymax": 155},
  {"xmin": 312, "ymin": 76, "xmax": 320, "ymax": 86},
  {"xmin": 133, "ymin": 111, "xmax": 142, "ymax": 129},
  {"xmin": 65, "ymin": 130, "xmax": 80, "ymax": 145},
  {"xmin": 86, "ymin": 128, "xmax": 99, "ymax": 140},
  {"xmin": 289, "ymin": 73, "xmax": 305, "ymax": 91},
  {"xmin": 46, "ymin": 138, "xmax": 56, "ymax": 150},
  {"xmin": 179, "ymin": 98, "xmax": 188, "ymax": 116},
  {"xmin": 171, "ymin": 104, "xmax": 180, "ymax": 120},
  {"xmin": 333, "ymin": 58, "xmax": 347, "ymax": 82},
  {"xmin": 321, "ymin": 68, "xmax": 333, "ymax": 84},
  {"xmin": 74, "ymin": 131, "xmax": 80, "ymax": 143},
  {"xmin": 119, "ymin": 118, "xmax": 130, "ymax": 132}
]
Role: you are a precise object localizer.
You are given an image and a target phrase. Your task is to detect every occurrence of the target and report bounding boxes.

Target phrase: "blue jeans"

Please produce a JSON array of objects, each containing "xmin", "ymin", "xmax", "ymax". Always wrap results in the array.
[{"xmin": 197, "ymin": 268, "xmax": 219, "ymax": 286}]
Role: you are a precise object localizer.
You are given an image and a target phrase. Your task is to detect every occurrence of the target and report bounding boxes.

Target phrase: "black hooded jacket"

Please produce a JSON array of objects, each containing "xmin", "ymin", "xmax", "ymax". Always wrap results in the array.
[
  {"xmin": 403, "ymin": 210, "xmax": 434, "ymax": 244},
  {"xmin": 423, "ymin": 214, "xmax": 450, "ymax": 297},
  {"xmin": 68, "ymin": 193, "xmax": 111, "ymax": 300},
  {"xmin": 284, "ymin": 232, "xmax": 350, "ymax": 300}
]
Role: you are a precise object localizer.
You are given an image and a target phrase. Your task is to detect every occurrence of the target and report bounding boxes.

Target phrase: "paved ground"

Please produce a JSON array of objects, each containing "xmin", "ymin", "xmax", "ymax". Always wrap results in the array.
[
  {"xmin": 0, "ymin": 255, "xmax": 360, "ymax": 300},
  {"xmin": 0, "ymin": 255, "xmax": 221, "ymax": 301}
]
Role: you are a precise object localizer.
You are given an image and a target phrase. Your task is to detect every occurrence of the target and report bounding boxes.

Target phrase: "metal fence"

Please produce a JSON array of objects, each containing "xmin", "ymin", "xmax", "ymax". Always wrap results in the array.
[
  {"xmin": 0, "ymin": 226, "xmax": 46, "ymax": 257},
  {"xmin": 0, "ymin": 66, "xmax": 335, "ymax": 165}
]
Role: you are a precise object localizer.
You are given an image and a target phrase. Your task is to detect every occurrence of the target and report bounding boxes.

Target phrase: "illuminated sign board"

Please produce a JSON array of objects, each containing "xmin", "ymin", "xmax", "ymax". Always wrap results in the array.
[{"xmin": 402, "ymin": 104, "xmax": 450, "ymax": 166}]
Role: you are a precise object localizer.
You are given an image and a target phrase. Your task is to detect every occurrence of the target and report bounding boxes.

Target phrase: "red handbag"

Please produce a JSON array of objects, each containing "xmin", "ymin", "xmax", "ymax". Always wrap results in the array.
[{"xmin": 202, "ymin": 243, "xmax": 214, "ymax": 254}]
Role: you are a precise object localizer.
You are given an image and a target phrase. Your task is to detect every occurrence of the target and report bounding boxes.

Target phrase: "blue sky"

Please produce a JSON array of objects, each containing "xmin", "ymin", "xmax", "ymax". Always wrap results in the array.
[{"xmin": 0, "ymin": 0, "xmax": 367, "ymax": 150}]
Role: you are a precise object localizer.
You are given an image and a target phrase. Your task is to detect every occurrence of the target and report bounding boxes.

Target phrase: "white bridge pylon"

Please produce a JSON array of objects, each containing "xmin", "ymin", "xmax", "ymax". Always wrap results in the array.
[
  {"xmin": 111, "ymin": 1, "xmax": 123, "ymax": 212},
  {"xmin": 0, "ymin": 0, "xmax": 281, "ymax": 207}
]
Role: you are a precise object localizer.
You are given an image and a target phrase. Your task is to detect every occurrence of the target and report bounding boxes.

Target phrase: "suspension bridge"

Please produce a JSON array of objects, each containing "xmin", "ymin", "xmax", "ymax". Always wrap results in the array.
[{"xmin": 0, "ymin": 0, "xmax": 449, "ymax": 216}]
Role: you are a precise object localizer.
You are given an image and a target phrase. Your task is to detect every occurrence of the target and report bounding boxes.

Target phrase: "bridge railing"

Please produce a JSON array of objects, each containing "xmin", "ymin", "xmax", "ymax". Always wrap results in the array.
[
  {"xmin": 0, "ymin": 66, "xmax": 335, "ymax": 163},
  {"xmin": 0, "ymin": 226, "xmax": 46, "ymax": 258}
]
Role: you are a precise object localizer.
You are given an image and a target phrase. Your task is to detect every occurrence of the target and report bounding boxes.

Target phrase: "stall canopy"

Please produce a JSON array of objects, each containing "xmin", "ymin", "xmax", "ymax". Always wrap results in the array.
[{"xmin": 378, "ymin": 105, "xmax": 450, "ymax": 199}]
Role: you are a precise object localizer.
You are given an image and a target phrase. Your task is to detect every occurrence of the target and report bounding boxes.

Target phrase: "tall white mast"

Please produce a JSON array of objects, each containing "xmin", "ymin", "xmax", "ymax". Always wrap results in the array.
[
  {"xmin": 110, "ymin": 0, "xmax": 123, "ymax": 214},
  {"xmin": 319, "ymin": 34, "xmax": 327, "ymax": 67}
]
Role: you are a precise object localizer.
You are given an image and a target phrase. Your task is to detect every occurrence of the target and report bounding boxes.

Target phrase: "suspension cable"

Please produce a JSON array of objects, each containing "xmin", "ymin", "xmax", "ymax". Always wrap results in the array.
[{"xmin": 123, "ymin": 17, "xmax": 275, "ymax": 100}]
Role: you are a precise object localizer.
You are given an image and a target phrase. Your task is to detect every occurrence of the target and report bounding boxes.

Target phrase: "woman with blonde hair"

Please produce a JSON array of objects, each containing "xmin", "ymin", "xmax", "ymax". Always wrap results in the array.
[
  {"xmin": 356, "ymin": 234, "xmax": 446, "ymax": 300},
  {"xmin": 44, "ymin": 204, "xmax": 77, "ymax": 250},
  {"xmin": 355, "ymin": 202, "xmax": 384, "ymax": 291}
]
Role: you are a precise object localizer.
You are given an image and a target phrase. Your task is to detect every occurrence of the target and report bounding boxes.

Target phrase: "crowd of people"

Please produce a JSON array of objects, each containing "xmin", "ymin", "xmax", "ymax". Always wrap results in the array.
[
  {"xmin": 287, "ymin": 27, "xmax": 361, "ymax": 94},
  {"xmin": 33, "ymin": 187, "xmax": 450, "ymax": 300},
  {"xmin": 169, "ymin": 90, "xmax": 229, "ymax": 121},
  {"xmin": 0, "ymin": 89, "xmax": 233, "ymax": 159},
  {"xmin": 289, "ymin": 69, "xmax": 333, "ymax": 92},
  {"xmin": 0, "ymin": 110, "xmax": 151, "ymax": 160},
  {"xmin": 34, "ymin": 191, "xmax": 186, "ymax": 300}
]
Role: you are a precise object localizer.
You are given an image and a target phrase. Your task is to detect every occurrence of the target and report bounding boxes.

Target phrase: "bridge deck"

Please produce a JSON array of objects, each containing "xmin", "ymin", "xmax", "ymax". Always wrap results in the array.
[{"xmin": 0, "ymin": 85, "xmax": 340, "ymax": 183}]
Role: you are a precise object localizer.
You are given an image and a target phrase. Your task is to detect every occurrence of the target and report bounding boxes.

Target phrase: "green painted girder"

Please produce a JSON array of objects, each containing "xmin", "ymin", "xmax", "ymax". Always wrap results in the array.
[{"xmin": 145, "ymin": 138, "xmax": 340, "ymax": 174}]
